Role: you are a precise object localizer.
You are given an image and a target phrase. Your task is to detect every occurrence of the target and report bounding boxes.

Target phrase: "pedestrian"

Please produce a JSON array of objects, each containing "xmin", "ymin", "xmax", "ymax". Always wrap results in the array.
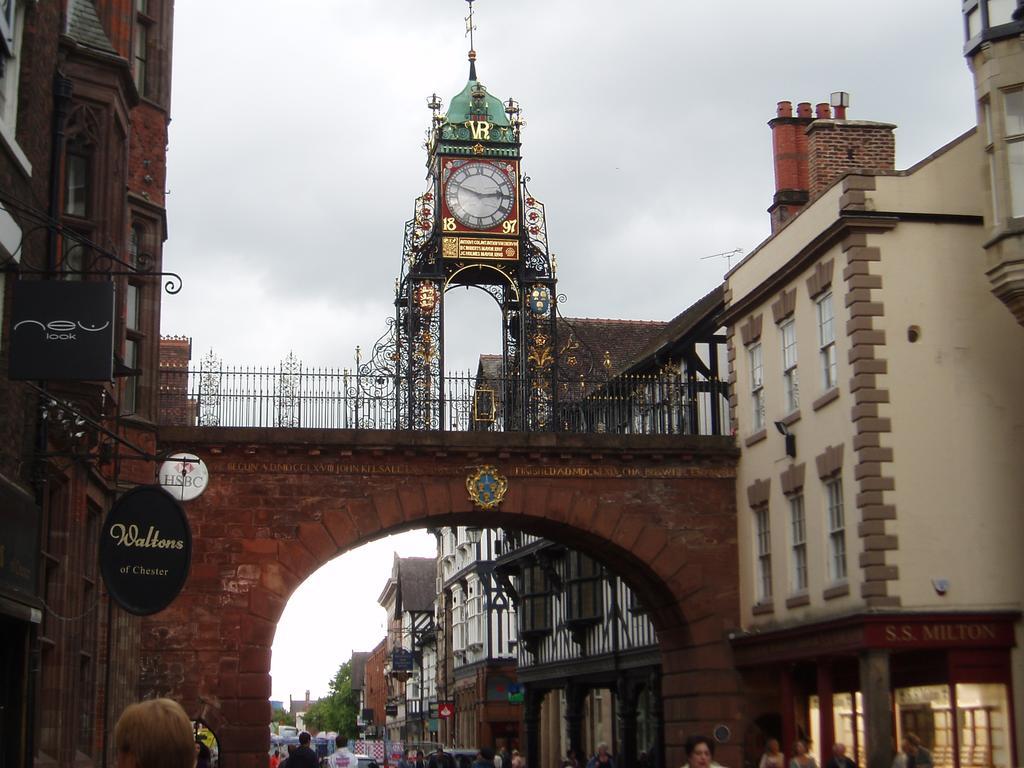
[
  {"xmin": 417, "ymin": 751, "xmax": 427, "ymax": 768},
  {"xmin": 288, "ymin": 733, "xmax": 320, "ymax": 768},
  {"xmin": 586, "ymin": 744, "xmax": 614, "ymax": 768},
  {"xmin": 196, "ymin": 742, "xmax": 211, "ymax": 768},
  {"xmin": 760, "ymin": 739, "xmax": 784, "ymax": 768},
  {"xmin": 510, "ymin": 750, "xmax": 524, "ymax": 768},
  {"xmin": 901, "ymin": 735, "xmax": 932, "ymax": 768},
  {"xmin": 113, "ymin": 698, "xmax": 196, "ymax": 768},
  {"xmin": 330, "ymin": 735, "xmax": 351, "ymax": 768},
  {"xmin": 683, "ymin": 735, "xmax": 715, "ymax": 768},
  {"xmin": 271, "ymin": 750, "xmax": 282, "ymax": 768},
  {"xmin": 823, "ymin": 744, "xmax": 855, "ymax": 768},
  {"xmin": 282, "ymin": 744, "xmax": 298, "ymax": 768},
  {"xmin": 789, "ymin": 741, "xmax": 817, "ymax": 768},
  {"xmin": 475, "ymin": 748, "xmax": 497, "ymax": 768}
]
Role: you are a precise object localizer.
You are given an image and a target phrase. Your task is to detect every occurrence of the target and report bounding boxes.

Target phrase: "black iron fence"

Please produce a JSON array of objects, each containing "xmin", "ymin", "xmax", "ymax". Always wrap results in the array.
[{"xmin": 159, "ymin": 361, "xmax": 730, "ymax": 436}]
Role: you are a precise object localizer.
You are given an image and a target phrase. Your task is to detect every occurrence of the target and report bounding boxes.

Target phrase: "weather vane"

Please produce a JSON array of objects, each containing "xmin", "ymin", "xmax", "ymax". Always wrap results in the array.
[{"xmin": 465, "ymin": 0, "xmax": 477, "ymax": 54}]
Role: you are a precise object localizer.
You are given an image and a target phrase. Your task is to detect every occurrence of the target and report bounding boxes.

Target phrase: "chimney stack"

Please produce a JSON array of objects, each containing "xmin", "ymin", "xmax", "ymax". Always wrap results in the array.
[
  {"xmin": 768, "ymin": 101, "xmax": 814, "ymax": 232},
  {"xmin": 768, "ymin": 93, "xmax": 895, "ymax": 232}
]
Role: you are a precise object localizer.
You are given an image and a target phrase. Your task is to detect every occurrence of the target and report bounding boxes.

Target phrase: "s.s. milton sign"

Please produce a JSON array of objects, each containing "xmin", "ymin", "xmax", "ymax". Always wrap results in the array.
[
  {"xmin": 99, "ymin": 485, "xmax": 192, "ymax": 616},
  {"xmin": 9, "ymin": 280, "xmax": 115, "ymax": 381}
]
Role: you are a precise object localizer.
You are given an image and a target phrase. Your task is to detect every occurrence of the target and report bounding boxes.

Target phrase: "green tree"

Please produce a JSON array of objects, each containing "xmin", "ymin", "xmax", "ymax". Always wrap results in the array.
[
  {"xmin": 303, "ymin": 662, "xmax": 360, "ymax": 738},
  {"xmin": 272, "ymin": 706, "xmax": 295, "ymax": 727}
]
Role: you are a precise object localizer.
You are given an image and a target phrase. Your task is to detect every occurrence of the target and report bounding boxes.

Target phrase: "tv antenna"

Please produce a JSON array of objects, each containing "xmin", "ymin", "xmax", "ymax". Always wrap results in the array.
[{"xmin": 700, "ymin": 248, "xmax": 743, "ymax": 269}]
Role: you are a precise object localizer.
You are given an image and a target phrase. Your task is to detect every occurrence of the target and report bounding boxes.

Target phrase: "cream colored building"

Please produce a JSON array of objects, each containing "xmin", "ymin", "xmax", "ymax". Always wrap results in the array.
[{"xmin": 723, "ymin": 102, "xmax": 1024, "ymax": 768}]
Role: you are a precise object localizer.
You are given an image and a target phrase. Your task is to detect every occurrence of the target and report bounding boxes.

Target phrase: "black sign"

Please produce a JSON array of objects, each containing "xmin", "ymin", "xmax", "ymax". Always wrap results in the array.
[
  {"xmin": 0, "ymin": 478, "xmax": 40, "ymax": 605},
  {"xmin": 99, "ymin": 485, "xmax": 192, "ymax": 615},
  {"xmin": 9, "ymin": 280, "xmax": 115, "ymax": 381},
  {"xmin": 385, "ymin": 704, "xmax": 398, "ymax": 717},
  {"xmin": 391, "ymin": 647, "xmax": 414, "ymax": 671},
  {"xmin": 361, "ymin": 709, "xmax": 374, "ymax": 722}
]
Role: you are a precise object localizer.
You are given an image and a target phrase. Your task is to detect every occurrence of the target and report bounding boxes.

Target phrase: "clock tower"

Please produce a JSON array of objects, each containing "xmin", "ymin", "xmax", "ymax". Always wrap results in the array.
[{"xmin": 377, "ymin": 10, "xmax": 559, "ymax": 430}]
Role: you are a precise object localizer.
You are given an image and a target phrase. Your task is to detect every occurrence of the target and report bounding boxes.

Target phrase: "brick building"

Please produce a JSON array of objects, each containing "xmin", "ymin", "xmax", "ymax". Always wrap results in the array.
[{"xmin": 0, "ymin": 1, "xmax": 174, "ymax": 766}]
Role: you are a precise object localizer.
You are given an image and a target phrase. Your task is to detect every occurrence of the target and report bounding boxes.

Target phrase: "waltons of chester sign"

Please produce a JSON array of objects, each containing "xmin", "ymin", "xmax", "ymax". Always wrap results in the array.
[{"xmin": 99, "ymin": 485, "xmax": 192, "ymax": 616}]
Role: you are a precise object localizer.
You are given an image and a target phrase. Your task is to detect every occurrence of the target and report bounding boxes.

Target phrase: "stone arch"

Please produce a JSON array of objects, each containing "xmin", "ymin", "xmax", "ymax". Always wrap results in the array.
[{"xmin": 147, "ymin": 427, "xmax": 743, "ymax": 768}]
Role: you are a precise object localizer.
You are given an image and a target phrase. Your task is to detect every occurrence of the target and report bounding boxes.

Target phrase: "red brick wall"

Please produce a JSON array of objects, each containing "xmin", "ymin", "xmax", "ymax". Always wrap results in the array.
[
  {"xmin": 145, "ymin": 428, "xmax": 743, "ymax": 768},
  {"xmin": 128, "ymin": 105, "xmax": 169, "ymax": 206},
  {"xmin": 807, "ymin": 121, "xmax": 895, "ymax": 199},
  {"xmin": 366, "ymin": 639, "xmax": 388, "ymax": 730},
  {"xmin": 159, "ymin": 336, "xmax": 193, "ymax": 425}
]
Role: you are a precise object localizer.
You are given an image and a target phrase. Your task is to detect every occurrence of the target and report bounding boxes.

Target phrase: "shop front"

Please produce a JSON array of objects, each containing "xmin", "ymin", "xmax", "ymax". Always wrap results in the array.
[
  {"xmin": 732, "ymin": 613, "xmax": 1019, "ymax": 768},
  {"xmin": 0, "ymin": 478, "xmax": 42, "ymax": 768}
]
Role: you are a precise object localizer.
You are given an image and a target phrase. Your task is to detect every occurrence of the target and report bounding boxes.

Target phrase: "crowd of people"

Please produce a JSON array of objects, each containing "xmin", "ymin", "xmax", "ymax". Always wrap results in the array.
[
  {"xmin": 106, "ymin": 697, "xmax": 938, "ymax": 768},
  {"xmin": 755, "ymin": 733, "xmax": 936, "ymax": 768}
]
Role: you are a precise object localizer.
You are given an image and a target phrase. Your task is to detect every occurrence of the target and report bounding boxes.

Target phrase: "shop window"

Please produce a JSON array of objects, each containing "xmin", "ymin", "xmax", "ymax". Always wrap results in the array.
[
  {"xmin": 749, "ymin": 341, "xmax": 765, "ymax": 431},
  {"xmin": 817, "ymin": 292, "xmax": 837, "ymax": 391},
  {"xmin": 825, "ymin": 476, "xmax": 846, "ymax": 583},
  {"xmin": 780, "ymin": 318, "xmax": 799, "ymax": 413},
  {"xmin": 566, "ymin": 552, "xmax": 603, "ymax": 623},
  {"xmin": 896, "ymin": 685, "xmax": 955, "ymax": 768},
  {"xmin": 955, "ymin": 684, "xmax": 1010, "ymax": 768}
]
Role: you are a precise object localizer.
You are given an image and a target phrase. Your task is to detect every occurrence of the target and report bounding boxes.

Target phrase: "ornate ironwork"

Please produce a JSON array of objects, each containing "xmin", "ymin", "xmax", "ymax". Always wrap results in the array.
[
  {"xmin": 159, "ymin": 358, "xmax": 729, "ymax": 435},
  {"xmin": 0, "ymin": 190, "xmax": 184, "ymax": 293}
]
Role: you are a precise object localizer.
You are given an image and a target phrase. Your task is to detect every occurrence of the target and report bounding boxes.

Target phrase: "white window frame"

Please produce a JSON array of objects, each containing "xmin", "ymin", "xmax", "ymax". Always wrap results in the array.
[
  {"xmin": 0, "ymin": 0, "xmax": 30, "ymax": 174},
  {"xmin": 817, "ymin": 292, "xmax": 837, "ymax": 391},
  {"xmin": 789, "ymin": 494, "xmax": 807, "ymax": 593},
  {"xmin": 825, "ymin": 477, "xmax": 847, "ymax": 583},
  {"xmin": 749, "ymin": 342, "xmax": 765, "ymax": 432},
  {"xmin": 754, "ymin": 506, "xmax": 772, "ymax": 602},
  {"xmin": 780, "ymin": 318, "xmax": 799, "ymax": 413},
  {"xmin": 1004, "ymin": 88, "xmax": 1024, "ymax": 219}
]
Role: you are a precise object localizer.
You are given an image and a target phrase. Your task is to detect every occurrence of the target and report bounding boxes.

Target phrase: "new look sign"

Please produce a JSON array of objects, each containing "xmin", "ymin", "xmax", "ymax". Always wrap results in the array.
[
  {"xmin": 9, "ymin": 280, "xmax": 115, "ymax": 380},
  {"xmin": 99, "ymin": 485, "xmax": 192, "ymax": 616}
]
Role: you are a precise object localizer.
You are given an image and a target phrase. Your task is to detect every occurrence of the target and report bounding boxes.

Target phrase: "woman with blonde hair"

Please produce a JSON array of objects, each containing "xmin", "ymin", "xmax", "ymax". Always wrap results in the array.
[{"xmin": 114, "ymin": 698, "xmax": 196, "ymax": 768}]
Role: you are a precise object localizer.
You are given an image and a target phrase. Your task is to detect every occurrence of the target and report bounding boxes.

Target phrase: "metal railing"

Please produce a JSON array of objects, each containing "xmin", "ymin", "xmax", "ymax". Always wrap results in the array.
[{"xmin": 159, "ymin": 362, "xmax": 730, "ymax": 435}]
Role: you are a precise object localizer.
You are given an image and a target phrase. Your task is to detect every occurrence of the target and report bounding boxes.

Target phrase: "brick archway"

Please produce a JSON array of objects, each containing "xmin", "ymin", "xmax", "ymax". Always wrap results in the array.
[{"xmin": 146, "ymin": 427, "xmax": 743, "ymax": 768}]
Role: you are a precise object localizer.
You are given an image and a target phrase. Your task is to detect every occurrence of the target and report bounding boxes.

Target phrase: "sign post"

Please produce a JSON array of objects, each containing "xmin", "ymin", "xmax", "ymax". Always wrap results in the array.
[{"xmin": 98, "ymin": 485, "xmax": 192, "ymax": 615}]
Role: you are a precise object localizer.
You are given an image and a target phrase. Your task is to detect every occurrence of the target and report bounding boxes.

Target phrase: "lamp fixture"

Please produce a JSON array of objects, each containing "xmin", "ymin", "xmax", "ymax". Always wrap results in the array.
[{"xmin": 774, "ymin": 420, "xmax": 797, "ymax": 458}]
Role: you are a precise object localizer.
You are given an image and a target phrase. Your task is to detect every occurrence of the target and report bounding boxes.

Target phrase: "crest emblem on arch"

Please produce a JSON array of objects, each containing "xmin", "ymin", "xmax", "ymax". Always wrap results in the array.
[{"xmin": 467, "ymin": 465, "xmax": 508, "ymax": 510}]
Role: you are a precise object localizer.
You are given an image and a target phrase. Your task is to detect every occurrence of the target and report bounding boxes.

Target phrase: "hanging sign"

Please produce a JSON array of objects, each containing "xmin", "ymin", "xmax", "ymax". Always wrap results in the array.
[
  {"xmin": 99, "ymin": 485, "xmax": 192, "ymax": 615},
  {"xmin": 437, "ymin": 702, "xmax": 454, "ymax": 719},
  {"xmin": 9, "ymin": 280, "xmax": 115, "ymax": 381},
  {"xmin": 158, "ymin": 452, "xmax": 210, "ymax": 501},
  {"xmin": 391, "ymin": 647, "xmax": 414, "ymax": 672}
]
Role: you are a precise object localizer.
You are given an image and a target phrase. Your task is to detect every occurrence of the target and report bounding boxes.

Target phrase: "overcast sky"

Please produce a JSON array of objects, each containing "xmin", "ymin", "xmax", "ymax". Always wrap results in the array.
[{"xmin": 160, "ymin": 1, "xmax": 978, "ymax": 704}]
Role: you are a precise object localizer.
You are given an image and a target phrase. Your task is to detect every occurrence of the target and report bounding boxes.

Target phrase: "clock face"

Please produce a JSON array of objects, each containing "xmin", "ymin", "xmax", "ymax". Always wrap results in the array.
[{"xmin": 444, "ymin": 162, "xmax": 515, "ymax": 230}]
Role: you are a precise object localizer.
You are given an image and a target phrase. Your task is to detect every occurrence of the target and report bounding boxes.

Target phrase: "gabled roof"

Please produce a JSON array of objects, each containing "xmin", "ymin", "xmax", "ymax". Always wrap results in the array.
[
  {"xmin": 558, "ymin": 317, "xmax": 669, "ymax": 378},
  {"xmin": 396, "ymin": 557, "xmax": 436, "ymax": 615},
  {"xmin": 349, "ymin": 651, "xmax": 371, "ymax": 690},
  {"xmin": 65, "ymin": 0, "xmax": 117, "ymax": 55},
  {"xmin": 623, "ymin": 285, "xmax": 725, "ymax": 374}
]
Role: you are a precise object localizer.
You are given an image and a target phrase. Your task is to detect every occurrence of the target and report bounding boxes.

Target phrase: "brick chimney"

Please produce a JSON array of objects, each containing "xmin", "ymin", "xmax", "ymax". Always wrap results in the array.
[
  {"xmin": 806, "ymin": 119, "xmax": 895, "ymax": 198},
  {"xmin": 768, "ymin": 101, "xmax": 814, "ymax": 233},
  {"xmin": 768, "ymin": 95, "xmax": 896, "ymax": 233}
]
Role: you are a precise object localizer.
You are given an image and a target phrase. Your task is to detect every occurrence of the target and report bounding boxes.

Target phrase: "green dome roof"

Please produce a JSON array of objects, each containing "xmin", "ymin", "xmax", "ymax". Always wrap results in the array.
[{"xmin": 444, "ymin": 71, "xmax": 510, "ymax": 127}]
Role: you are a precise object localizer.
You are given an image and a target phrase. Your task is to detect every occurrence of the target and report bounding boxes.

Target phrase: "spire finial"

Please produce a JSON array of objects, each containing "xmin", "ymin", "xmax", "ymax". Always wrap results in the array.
[{"xmin": 465, "ymin": 0, "xmax": 478, "ymax": 79}]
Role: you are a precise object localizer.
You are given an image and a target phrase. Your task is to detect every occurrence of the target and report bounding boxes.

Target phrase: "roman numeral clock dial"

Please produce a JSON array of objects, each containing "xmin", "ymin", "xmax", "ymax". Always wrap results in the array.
[{"xmin": 444, "ymin": 161, "xmax": 515, "ymax": 230}]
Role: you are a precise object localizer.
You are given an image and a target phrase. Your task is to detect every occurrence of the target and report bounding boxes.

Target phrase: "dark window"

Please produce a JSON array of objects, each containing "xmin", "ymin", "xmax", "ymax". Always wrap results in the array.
[
  {"xmin": 520, "ymin": 565, "xmax": 551, "ymax": 634},
  {"xmin": 565, "ymin": 552, "xmax": 602, "ymax": 622}
]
